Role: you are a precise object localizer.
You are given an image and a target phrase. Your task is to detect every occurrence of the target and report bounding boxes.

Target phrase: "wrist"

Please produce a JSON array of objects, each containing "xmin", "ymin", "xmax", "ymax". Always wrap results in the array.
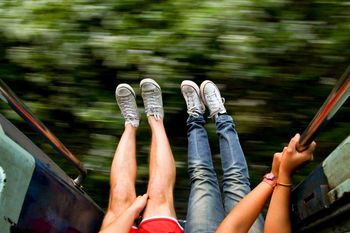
[
  {"xmin": 278, "ymin": 171, "xmax": 292, "ymax": 184},
  {"xmin": 270, "ymin": 170, "xmax": 278, "ymax": 177},
  {"xmin": 126, "ymin": 206, "xmax": 140, "ymax": 220},
  {"xmin": 263, "ymin": 173, "xmax": 277, "ymax": 187}
]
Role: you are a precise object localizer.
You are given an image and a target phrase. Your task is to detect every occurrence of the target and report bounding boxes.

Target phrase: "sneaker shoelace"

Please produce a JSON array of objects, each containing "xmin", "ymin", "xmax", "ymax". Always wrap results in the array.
[
  {"xmin": 119, "ymin": 95, "xmax": 138, "ymax": 120},
  {"xmin": 185, "ymin": 92, "xmax": 201, "ymax": 115},
  {"xmin": 206, "ymin": 92, "xmax": 225, "ymax": 117},
  {"xmin": 143, "ymin": 91, "xmax": 162, "ymax": 120}
]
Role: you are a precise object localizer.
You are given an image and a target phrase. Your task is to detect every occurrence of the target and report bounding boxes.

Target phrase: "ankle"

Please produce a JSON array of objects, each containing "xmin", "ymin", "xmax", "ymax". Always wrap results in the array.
[
  {"xmin": 217, "ymin": 112, "xmax": 227, "ymax": 117},
  {"xmin": 148, "ymin": 116, "xmax": 164, "ymax": 124},
  {"xmin": 125, "ymin": 124, "xmax": 138, "ymax": 132}
]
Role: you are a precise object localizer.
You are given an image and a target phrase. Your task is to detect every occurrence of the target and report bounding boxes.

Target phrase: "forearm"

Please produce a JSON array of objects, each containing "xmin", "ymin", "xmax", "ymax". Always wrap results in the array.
[
  {"xmin": 264, "ymin": 172, "xmax": 292, "ymax": 233},
  {"xmin": 99, "ymin": 208, "xmax": 136, "ymax": 233},
  {"xmin": 216, "ymin": 181, "xmax": 273, "ymax": 233},
  {"xmin": 264, "ymin": 134, "xmax": 316, "ymax": 233}
]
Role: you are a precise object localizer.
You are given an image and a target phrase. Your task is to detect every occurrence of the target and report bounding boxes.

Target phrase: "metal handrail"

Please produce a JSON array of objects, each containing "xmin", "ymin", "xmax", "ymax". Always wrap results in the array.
[
  {"xmin": 0, "ymin": 79, "xmax": 87, "ymax": 186},
  {"xmin": 297, "ymin": 66, "xmax": 350, "ymax": 151}
]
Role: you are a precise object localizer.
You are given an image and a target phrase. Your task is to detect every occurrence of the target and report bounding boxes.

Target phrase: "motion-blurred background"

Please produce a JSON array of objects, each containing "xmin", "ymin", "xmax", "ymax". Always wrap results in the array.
[{"xmin": 1, "ymin": 0, "xmax": 350, "ymax": 219}]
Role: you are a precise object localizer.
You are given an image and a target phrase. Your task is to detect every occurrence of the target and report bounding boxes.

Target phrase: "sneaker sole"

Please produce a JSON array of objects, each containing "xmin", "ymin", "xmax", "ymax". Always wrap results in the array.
[
  {"xmin": 181, "ymin": 80, "xmax": 200, "ymax": 97},
  {"xmin": 200, "ymin": 80, "xmax": 220, "ymax": 106},
  {"xmin": 115, "ymin": 83, "xmax": 136, "ymax": 99},
  {"xmin": 140, "ymin": 78, "xmax": 161, "ymax": 90}
]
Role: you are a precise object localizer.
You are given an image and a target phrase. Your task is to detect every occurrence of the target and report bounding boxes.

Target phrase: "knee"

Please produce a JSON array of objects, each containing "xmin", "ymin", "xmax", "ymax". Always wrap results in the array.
[
  {"xmin": 222, "ymin": 170, "xmax": 250, "ymax": 186},
  {"xmin": 147, "ymin": 179, "xmax": 173, "ymax": 205},
  {"xmin": 189, "ymin": 166, "xmax": 217, "ymax": 183},
  {"xmin": 110, "ymin": 183, "xmax": 136, "ymax": 205}
]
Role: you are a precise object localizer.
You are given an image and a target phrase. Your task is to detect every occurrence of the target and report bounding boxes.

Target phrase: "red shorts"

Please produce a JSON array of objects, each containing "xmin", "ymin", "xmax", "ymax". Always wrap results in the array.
[
  {"xmin": 130, "ymin": 226, "xmax": 138, "ymax": 233},
  {"xmin": 129, "ymin": 216, "xmax": 184, "ymax": 233}
]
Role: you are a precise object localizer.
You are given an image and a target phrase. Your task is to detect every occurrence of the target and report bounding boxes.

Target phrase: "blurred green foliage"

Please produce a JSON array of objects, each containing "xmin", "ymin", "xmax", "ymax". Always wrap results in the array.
[{"xmin": 1, "ymin": 0, "xmax": 350, "ymax": 218}]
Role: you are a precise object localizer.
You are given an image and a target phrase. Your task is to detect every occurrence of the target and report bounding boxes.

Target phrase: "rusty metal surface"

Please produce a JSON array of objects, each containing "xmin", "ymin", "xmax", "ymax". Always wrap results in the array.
[
  {"xmin": 292, "ymin": 165, "xmax": 330, "ymax": 223},
  {"xmin": 293, "ymin": 135, "xmax": 350, "ymax": 232},
  {"xmin": 295, "ymin": 199, "xmax": 350, "ymax": 233},
  {"xmin": 328, "ymin": 179, "xmax": 350, "ymax": 204}
]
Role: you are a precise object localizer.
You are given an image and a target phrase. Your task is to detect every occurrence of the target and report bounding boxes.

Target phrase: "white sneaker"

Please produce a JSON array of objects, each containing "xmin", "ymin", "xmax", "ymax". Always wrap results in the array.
[
  {"xmin": 140, "ymin": 78, "xmax": 163, "ymax": 120},
  {"xmin": 200, "ymin": 80, "xmax": 226, "ymax": 118},
  {"xmin": 115, "ymin": 84, "xmax": 140, "ymax": 127},
  {"xmin": 181, "ymin": 80, "xmax": 205, "ymax": 117}
]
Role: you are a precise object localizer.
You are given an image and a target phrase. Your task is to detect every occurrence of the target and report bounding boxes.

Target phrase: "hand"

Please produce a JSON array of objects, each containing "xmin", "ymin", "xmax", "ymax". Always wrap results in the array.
[
  {"xmin": 270, "ymin": 151, "xmax": 282, "ymax": 177},
  {"xmin": 129, "ymin": 193, "xmax": 148, "ymax": 220},
  {"xmin": 280, "ymin": 133, "xmax": 316, "ymax": 177}
]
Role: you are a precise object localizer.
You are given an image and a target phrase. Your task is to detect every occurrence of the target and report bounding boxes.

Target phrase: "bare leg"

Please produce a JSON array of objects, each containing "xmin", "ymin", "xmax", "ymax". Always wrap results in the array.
[
  {"xmin": 101, "ymin": 124, "xmax": 138, "ymax": 229},
  {"xmin": 143, "ymin": 116, "xmax": 177, "ymax": 218}
]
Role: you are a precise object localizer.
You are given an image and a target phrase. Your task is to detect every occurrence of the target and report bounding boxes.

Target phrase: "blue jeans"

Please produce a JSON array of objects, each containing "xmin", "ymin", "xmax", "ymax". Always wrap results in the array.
[{"xmin": 185, "ymin": 114, "xmax": 264, "ymax": 233}]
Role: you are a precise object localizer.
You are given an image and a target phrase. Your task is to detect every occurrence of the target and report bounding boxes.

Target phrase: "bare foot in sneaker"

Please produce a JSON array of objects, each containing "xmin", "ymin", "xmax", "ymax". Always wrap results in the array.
[
  {"xmin": 181, "ymin": 80, "xmax": 205, "ymax": 117},
  {"xmin": 115, "ymin": 84, "xmax": 140, "ymax": 127},
  {"xmin": 140, "ymin": 78, "xmax": 164, "ymax": 120},
  {"xmin": 200, "ymin": 80, "xmax": 226, "ymax": 118}
]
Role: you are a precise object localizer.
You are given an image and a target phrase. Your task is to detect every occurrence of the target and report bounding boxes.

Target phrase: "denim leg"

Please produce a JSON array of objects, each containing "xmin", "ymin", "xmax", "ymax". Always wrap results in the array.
[
  {"xmin": 216, "ymin": 115, "xmax": 265, "ymax": 233},
  {"xmin": 185, "ymin": 115, "xmax": 225, "ymax": 233}
]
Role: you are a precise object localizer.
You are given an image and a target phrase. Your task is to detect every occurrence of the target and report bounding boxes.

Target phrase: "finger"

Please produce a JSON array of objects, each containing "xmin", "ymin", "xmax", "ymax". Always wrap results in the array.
[
  {"xmin": 307, "ymin": 141, "xmax": 317, "ymax": 153},
  {"xmin": 135, "ymin": 194, "xmax": 147, "ymax": 203},
  {"xmin": 288, "ymin": 133, "xmax": 300, "ymax": 152},
  {"xmin": 282, "ymin": 147, "xmax": 288, "ymax": 155},
  {"xmin": 139, "ymin": 194, "xmax": 148, "ymax": 203},
  {"xmin": 282, "ymin": 147, "xmax": 290, "ymax": 158},
  {"xmin": 310, "ymin": 154, "xmax": 314, "ymax": 161},
  {"xmin": 134, "ymin": 195, "xmax": 148, "ymax": 209},
  {"xmin": 274, "ymin": 153, "xmax": 282, "ymax": 164},
  {"xmin": 302, "ymin": 152, "xmax": 314, "ymax": 165}
]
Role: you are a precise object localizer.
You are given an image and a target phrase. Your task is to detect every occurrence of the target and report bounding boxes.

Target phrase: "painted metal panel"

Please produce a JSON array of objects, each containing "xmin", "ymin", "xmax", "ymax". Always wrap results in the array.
[
  {"xmin": 323, "ymin": 135, "xmax": 350, "ymax": 204},
  {"xmin": 0, "ymin": 89, "xmax": 7, "ymax": 103},
  {"xmin": 0, "ymin": 120, "xmax": 36, "ymax": 232},
  {"xmin": 0, "ymin": 114, "xmax": 104, "ymax": 232},
  {"xmin": 0, "ymin": 114, "xmax": 71, "ymax": 183},
  {"xmin": 291, "ymin": 165, "xmax": 329, "ymax": 223},
  {"xmin": 328, "ymin": 179, "xmax": 350, "ymax": 204},
  {"xmin": 0, "ymin": 166, "xmax": 5, "ymax": 200},
  {"xmin": 293, "ymin": 135, "xmax": 350, "ymax": 232},
  {"xmin": 16, "ymin": 163, "xmax": 104, "ymax": 233}
]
